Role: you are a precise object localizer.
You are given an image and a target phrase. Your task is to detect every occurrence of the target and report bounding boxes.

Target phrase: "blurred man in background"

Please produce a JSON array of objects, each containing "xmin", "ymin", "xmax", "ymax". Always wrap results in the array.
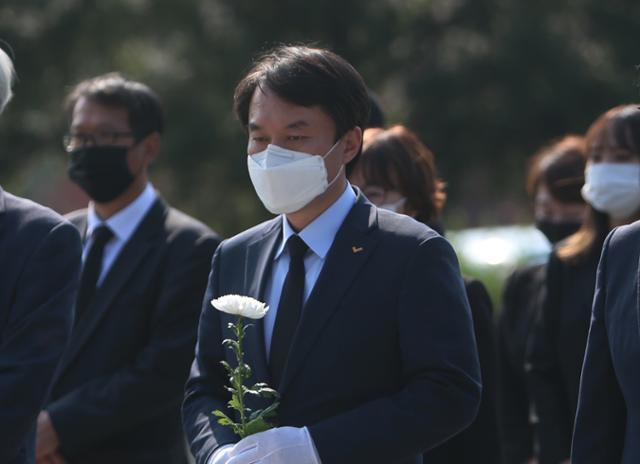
[{"xmin": 36, "ymin": 73, "xmax": 220, "ymax": 464}]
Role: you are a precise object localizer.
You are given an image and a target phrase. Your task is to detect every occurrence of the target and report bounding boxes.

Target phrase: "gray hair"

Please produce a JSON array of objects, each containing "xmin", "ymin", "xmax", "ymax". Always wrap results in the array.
[{"xmin": 0, "ymin": 47, "xmax": 14, "ymax": 113}]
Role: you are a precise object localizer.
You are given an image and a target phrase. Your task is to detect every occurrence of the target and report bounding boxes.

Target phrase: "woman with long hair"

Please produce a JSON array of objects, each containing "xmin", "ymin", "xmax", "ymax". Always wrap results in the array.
[
  {"xmin": 527, "ymin": 104, "xmax": 640, "ymax": 464},
  {"xmin": 498, "ymin": 135, "xmax": 586, "ymax": 464},
  {"xmin": 571, "ymin": 104, "xmax": 640, "ymax": 464}
]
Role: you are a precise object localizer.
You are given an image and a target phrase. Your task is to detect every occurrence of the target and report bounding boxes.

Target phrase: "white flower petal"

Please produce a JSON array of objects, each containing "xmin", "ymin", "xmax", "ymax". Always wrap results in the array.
[{"xmin": 211, "ymin": 294, "xmax": 269, "ymax": 319}]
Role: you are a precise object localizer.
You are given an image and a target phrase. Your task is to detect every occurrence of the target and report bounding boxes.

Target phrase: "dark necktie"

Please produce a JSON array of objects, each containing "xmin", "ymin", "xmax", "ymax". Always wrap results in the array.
[
  {"xmin": 270, "ymin": 234, "xmax": 309, "ymax": 388},
  {"xmin": 76, "ymin": 225, "xmax": 113, "ymax": 321}
]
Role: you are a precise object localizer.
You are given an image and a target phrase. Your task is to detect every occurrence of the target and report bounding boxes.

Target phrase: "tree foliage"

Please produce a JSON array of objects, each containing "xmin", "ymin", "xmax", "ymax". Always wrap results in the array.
[{"xmin": 0, "ymin": 0, "xmax": 638, "ymax": 235}]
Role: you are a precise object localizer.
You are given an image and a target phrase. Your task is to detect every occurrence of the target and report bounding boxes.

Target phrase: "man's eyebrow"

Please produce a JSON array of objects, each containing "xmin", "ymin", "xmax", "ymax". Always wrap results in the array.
[
  {"xmin": 70, "ymin": 122, "xmax": 121, "ymax": 131},
  {"xmin": 248, "ymin": 120, "xmax": 310, "ymax": 131},
  {"xmin": 286, "ymin": 120, "xmax": 309, "ymax": 129}
]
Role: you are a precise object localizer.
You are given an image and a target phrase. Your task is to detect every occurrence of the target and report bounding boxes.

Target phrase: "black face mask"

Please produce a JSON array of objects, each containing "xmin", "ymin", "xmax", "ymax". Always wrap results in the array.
[
  {"xmin": 535, "ymin": 219, "xmax": 582, "ymax": 245},
  {"xmin": 68, "ymin": 145, "xmax": 135, "ymax": 203}
]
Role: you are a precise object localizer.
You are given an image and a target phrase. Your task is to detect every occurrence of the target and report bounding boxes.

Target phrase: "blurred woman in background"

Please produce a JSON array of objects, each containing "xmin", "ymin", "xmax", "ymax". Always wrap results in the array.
[
  {"xmin": 498, "ymin": 136, "xmax": 586, "ymax": 464},
  {"xmin": 349, "ymin": 125, "xmax": 501, "ymax": 464},
  {"xmin": 571, "ymin": 104, "xmax": 640, "ymax": 464},
  {"xmin": 527, "ymin": 104, "xmax": 640, "ymax": 464}
]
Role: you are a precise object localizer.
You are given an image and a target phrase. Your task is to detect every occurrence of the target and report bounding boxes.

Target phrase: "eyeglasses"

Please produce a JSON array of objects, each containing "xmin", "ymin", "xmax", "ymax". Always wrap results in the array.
[{"xmin": 62, "ymin": 131, "xmax": 136, "ymax": 152}]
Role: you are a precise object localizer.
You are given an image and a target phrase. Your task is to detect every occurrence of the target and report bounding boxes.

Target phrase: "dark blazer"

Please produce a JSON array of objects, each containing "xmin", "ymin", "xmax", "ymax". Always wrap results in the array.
[
  {"xmin": 183, "ymin": 192, "xmax": 482, "ymax": 464},
  {"xmin": 47, "ymin": 198, "xmax": 219, "ymax": 464},
  {"xmin": 526, "ymin": 249, "xmax": 599, "ymax": 464},
  {"xmin": 424, "ymin": 277, "xmax": 502, "ymax": 464},
  {"xmin": 0, "ymin": 187, "xmax": 81, "ymax": 464},
  {"xmin": 498, "ymin": 263, "xmax": 546, "ymax": 463},
  {"xmin": 572, "ymin": 221, "xmax": 640, "ymax": 464}
]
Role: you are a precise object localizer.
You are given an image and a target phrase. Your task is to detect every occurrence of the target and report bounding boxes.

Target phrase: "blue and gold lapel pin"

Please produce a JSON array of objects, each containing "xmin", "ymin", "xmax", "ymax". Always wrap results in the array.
[{"xmin": 352, "ymin": 246, "xmax": 364, "ymax": 254}]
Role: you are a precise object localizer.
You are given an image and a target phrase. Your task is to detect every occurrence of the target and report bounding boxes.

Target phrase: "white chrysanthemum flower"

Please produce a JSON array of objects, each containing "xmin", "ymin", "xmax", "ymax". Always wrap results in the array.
[{"xmin": 211, "ymin": 294, "xmax": 269, "ymax": 319}]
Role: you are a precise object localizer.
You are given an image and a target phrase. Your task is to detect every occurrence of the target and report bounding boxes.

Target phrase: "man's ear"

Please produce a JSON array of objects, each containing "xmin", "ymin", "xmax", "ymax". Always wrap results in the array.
[
  {"xmin": 141, "ymin": 132, "xmax": 161, "ymax": 165},
  {"xmin": 341, "ymin": 126, "xmax": 363, "ymax": 165}
]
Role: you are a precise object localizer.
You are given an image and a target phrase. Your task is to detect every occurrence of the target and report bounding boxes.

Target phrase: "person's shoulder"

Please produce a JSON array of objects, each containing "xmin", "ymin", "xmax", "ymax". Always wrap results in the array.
[
  {"xmin": 600, "ymin": 220, "xmax": 640, "ymax": 272},
  {"xmin": 163, "ymin": 204, "xmax": 220, "ymax": 243},
  {"xmin": 375, "ymin": 208, "xmax": 440, "ymax": 244},
  {"xmin": 609, "ymin": 220, "xmax": 640, "ymax": 249},
  {"xmin": 64, "ymin": 207, "xmax": 88, "ymax": 229},
  {"xmin": 505, "ymin": 261, "xmax": 546, "ymax": 287},
  {"xmin": 4, "ymin": 191, "xmax": 75, "ymax": 235},
  {"xmin": 219, "ymin": 217, "xmax": 280, "ymax": 252}
]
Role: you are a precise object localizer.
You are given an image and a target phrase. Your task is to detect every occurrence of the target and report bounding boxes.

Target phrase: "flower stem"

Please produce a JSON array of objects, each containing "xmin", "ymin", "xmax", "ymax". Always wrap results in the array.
[{"xmin": 234, "ymin": 317, "xmax": 247, "ymax": 437}]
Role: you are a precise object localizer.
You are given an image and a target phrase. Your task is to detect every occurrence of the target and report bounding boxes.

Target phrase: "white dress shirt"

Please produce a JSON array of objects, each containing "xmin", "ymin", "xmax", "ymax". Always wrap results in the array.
[
  {"xmin": 83, "ymin": 183, "xmax": 157, "ymax": 285},
  {"xmin": 262, "ymin": 184, "xmax": 356, "ymax": 357}
]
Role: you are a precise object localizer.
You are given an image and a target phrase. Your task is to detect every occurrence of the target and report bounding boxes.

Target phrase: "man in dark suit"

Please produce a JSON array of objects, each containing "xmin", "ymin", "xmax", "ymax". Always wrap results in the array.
[
  {"xmin": 36, "ymin": 73, "xmax": 220, "ymax": 464},
  {"xmin": 0, "ymin": 48, "xmax": 82, "ymax": 464},
  {"xmin": 572, "ymin": 219, "xmax": 640, "ymax": 463},
  {"xmin": 183, "ymin": 45, "xmax": 481, "ymax": 464}
]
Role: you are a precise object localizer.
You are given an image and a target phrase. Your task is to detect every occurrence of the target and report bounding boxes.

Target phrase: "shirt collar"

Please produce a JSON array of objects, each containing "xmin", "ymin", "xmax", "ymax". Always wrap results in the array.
[
  {"xmin": 87, "ymin": 183, "xmax": 157, "ymax": 242},
  {"xmin": 276, "ymin": 184, "xmax": 357, "ymax": 260}
]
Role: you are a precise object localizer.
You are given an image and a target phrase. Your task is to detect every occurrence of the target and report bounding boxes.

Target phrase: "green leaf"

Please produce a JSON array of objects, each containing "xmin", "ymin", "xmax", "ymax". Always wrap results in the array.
[
  {"xmin": 228, "ymin": 396, "xmax": 242, "ymax": 412},
  {"xmin": 260, "ymin": 401, "xmax": 280, "ymax": 418},
  {"xmin": 244, "ymin": 416, "xmax": 275, "ymax": 436},
  {"xmin": 212, "ymin": 409, "xmax": 231, "ymax": 419},
  {"xmin": 248, "ymin": 400, "xmax": 279, "ymax": 421}
]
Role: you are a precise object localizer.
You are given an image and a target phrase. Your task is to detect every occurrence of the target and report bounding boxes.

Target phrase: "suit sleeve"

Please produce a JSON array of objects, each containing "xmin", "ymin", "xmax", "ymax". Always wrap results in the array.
[
  {"xmin": 47, "ymin": 232, "xmax": 219, "ymax": 454},
  {"xmin": 425, "ymin": 279, "xmax": 500, "ymax": 463},
  {"xmin": 183, "ymin": 242, "xmax": 240, "ymax": 464},
  {"xmin": 526, "ymin": 254, "xmax": 573, "ymax": 463},
  {"xmin": 308, "ymin": 235, "xmax": 482, "ymax": 464},
  {"xmin": 571, "ymin": 230, "xmax": 625, "ymax": 464},
  {"xmin": 0, "ymin": 221, "xmax": 81, "ymax": 463}
]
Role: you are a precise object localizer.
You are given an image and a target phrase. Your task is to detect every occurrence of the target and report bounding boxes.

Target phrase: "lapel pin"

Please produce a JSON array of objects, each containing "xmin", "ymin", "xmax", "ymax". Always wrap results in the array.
[{"xmin": 352, "ymin": 246, "xmax": 364, "ymax": 254}]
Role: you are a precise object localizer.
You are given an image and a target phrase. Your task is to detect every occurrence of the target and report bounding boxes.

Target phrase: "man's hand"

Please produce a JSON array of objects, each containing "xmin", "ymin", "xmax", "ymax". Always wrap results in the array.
[
  {"xmin": 36, "ymin": 411, "xmax": 60, "ymax": 459},
  {"xmin": 225, "ymin": 427, "xmax": 321, "ymax": 464}
]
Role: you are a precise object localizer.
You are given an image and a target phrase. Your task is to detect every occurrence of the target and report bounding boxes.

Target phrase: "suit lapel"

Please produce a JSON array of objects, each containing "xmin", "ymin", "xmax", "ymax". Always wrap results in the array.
[
  {"xmin": 60, "ymin": 199, "xmax": 166, "ymax": 371},
  {"xmin": 278, "ymin": 195, "xmax": 379, "ymax": 395},
  {"xmin": 237, "ymin": 219, "xmax": 282, "ymax": 387}
]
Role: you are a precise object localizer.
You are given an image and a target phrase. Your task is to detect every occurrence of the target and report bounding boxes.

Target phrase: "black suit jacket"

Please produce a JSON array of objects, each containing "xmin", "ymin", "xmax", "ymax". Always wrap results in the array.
[
  {"xmin": 0, "ymin": 187, "xmax": 81, "ymax": 464},
  {"xmin": 47, "ymin": 198, "xmax": 219, "ymax": 463},
  {"xmin": 572, "ymin": 221, "xmax": 640, "ymax": 464},
  {"xmin": 183, "ymin": 192, "xmax": 482, "ymax": 464},
  {"xmin": 526, "ymin": 249, "xmax": 599, "ymax": 464},
  {"xmin": 498, "ymin": 263, "xmax": 546, "ymax": 463}
]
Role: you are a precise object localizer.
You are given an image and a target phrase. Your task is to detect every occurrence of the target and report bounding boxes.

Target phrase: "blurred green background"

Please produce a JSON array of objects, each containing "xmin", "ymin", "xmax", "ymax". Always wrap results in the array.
[{"xmin": 0, "ymin": 0, "xmax": 638, "ymax": 306}]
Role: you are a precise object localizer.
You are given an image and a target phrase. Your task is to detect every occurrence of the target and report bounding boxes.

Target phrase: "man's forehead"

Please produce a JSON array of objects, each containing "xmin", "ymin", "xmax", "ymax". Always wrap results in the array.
[
  {"xmin": 248, "ymin": 89, "xmax": 330, "ymax": 129},
  {"xmin": 71, "ymin": 97, "xmax": 130, "ymax": 128}
]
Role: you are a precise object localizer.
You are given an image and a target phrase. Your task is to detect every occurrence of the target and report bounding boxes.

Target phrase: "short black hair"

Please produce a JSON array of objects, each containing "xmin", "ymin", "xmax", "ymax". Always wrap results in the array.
[
  {"xmin": 65, "ymin": 72, "xmax": 164, "ymax": 138},
  {"xmin": 233, "ymin": 45, "xmax": 370, "ymax": 171}
]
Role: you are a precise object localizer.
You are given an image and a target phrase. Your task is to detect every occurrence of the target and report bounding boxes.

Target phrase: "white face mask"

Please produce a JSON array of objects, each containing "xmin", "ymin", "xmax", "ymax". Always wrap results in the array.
[
  {"xmin": 247, "ymin": 140, "xmax": 343, "ymax": 214},
  {"xmin": 379, "ymin": 197, "xmax": 406, "ymax": 213},
  {"xmin": 581, "ymin": 163, "xmax": 640, "ymax": 220}
]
